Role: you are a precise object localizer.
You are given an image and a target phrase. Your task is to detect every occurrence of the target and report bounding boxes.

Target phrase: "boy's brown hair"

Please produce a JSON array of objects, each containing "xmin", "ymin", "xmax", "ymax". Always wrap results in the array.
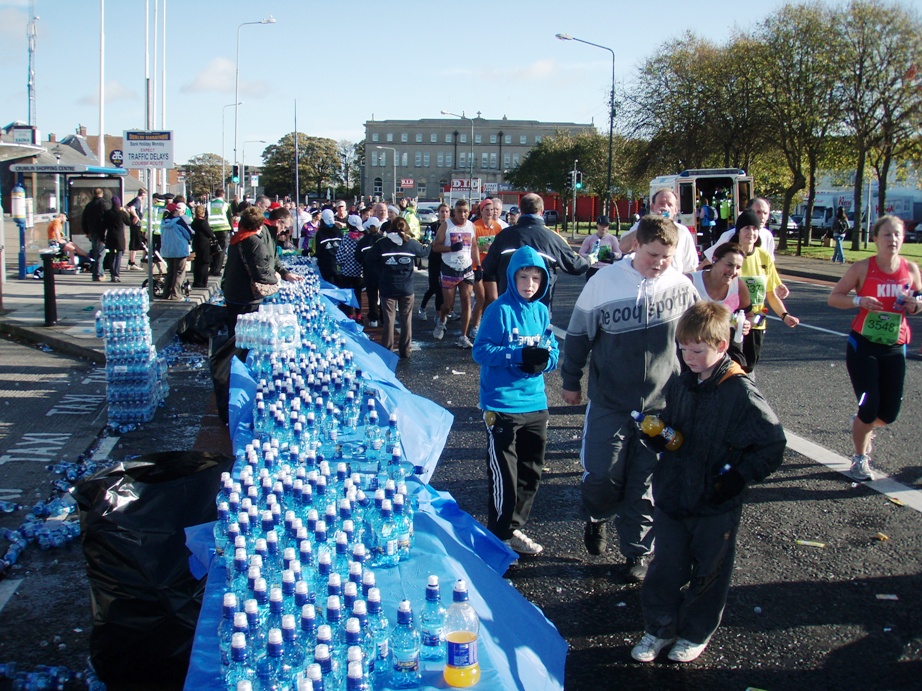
[
  {"xmin": 636, "ymin": 215, "xmax": 678, "ymax": 247},
  {"xmin": 676, "ymin": 301, "xmax": 731, "ymax": 348}
]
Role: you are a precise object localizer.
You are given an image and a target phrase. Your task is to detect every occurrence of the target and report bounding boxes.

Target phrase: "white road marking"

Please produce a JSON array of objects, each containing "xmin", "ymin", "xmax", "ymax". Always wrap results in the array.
[
  {"xmin": 0, "ymin": 433, "xmax": 72, "ymax": 465},
  {"xmin": 91, "ymin": 436, "xmax": 119, "ymax": 461},
  {"xmin": 766, "ymin": 314, "xmax": 849, "ymax": 337},
  {"xmin": 0, "ymin": 579, "xmax": 23, "ymax": 615},
  {"xmin": 785, "ymin": 431, "xmax": 922, "ymax": 513}
]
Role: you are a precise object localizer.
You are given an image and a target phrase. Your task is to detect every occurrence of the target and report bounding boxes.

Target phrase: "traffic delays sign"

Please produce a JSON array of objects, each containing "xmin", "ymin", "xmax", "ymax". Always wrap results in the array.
[{"xmin": 123, "ymin": 130, "xmax": 174, "ymax": 169}]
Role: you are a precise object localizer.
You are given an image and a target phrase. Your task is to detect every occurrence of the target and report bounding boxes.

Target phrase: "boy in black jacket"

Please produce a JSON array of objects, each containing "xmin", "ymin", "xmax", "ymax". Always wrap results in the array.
[
  {"xmin": 631, "ymin": 301, "xmax": 785, "ymax": 664},
  {"xmin": 367, "ymin": 217, "xmax": 427, "ymax": 358}
]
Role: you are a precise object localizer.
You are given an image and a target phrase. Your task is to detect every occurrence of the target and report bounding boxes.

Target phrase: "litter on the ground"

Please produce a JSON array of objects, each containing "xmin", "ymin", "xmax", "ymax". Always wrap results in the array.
[
  {"xmin": 876, "ymin": 594, "xmax": 899, "ymax": 601},
  {"xmin": 887, "ymin": 497, "xmax": 905, "ymax": 506},
  {"xmin": 875, "ymin": 532, "xmax": 889, "ymax": 541},
  {"xmin": 795, "ymin": 539, "xmax": 826, "ymax": 548}
]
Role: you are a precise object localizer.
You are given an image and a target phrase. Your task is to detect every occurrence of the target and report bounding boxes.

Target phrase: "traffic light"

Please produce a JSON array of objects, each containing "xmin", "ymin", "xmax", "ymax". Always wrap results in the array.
[
  {"xmin": 575, "ymin": 171, "xmax": 583, "ymax": 190},
  {"xmin": 567, "ymin": 171, "xmax": 575, "ymax": 188},
  {"xmin": 232, "ymin": 165, "xmax": 240, "ymax": 184}
]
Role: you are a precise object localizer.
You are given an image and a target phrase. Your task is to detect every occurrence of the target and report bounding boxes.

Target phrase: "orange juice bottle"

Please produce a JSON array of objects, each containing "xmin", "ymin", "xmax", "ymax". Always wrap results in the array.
[
  {"xmin": 630, "ymin": 410, "xmax": 683, "ymax": 451},
  {"xmin": 443, "ymin": 579, "xmax": 481, "ymax": 687}
]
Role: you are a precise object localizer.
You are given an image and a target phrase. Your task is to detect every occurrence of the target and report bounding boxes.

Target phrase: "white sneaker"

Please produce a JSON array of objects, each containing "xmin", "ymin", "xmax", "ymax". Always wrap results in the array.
[
  {"xmin": 456, "ymin": 335, "xmax": 473, "ymax": 349},
  {"xmin": 505, "ymin": 529, "xmax": 543, "ymax": 556},
  {"xmin": 448, "ymin": 312, "xmax": 461, "ymax": 322},
  {"xmin": 469, "ymin": 325, "xmax": 479, "ymax": 340},
  {"xmin": 368, "ymin": 320, "xmax": 379, "ymax": 328},
  {"xmin": 631, "ymin": 633, "xmax": 676, "ymax": 663},
  {"xmin": 850, "ymin": 454, "xmax": 873, "ymax": 481},
  {"xmin": 433, "ymin": 319, "xmax": 447, "ymax": 340},
  {"xmin": 417, "ymin": 308, "xmax": 427, "ymax": 321},
  {"xmin": 127, "ymin": 263, "xmax": 142, "ymax": 271},
  {"xmin": 668, "ymin": 638, "xmax": 708, "ymax": 663}
]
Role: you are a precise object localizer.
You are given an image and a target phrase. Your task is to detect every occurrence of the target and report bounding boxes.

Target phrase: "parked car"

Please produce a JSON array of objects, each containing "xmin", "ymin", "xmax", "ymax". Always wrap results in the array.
[
  {"xmin": 543, "ymin": 209, "xmax": 560, "ymax": 226},
  {"xmin": 416, "ymin": 205, "xmax": 438, "ymax": 225},
  {"xmin": 768, "ymin": 211, "xmax": 798, "ymax": 236}
]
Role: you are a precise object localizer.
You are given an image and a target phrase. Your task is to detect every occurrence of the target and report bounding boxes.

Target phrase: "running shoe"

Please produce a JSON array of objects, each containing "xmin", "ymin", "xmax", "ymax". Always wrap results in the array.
[
  {"xmin": 668, "ymin": 638, "xmax": 708, "ymax": 662},
  {"xmin": 504, "ymin": 529, "xmax": 543, "ymax": 556},
  {"xmin": 631, "ymin": 633, "xmax": 676, "ymax": 663},
  {"xmin": 850, "ymin": 454, "xmax": 873, "ymax": 481}
]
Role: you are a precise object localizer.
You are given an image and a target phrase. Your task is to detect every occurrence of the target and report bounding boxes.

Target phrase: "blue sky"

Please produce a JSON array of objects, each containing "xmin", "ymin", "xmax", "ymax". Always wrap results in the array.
[{"xmin": 0, "ymin": 0, "xmax": 855, "ymax": 165}]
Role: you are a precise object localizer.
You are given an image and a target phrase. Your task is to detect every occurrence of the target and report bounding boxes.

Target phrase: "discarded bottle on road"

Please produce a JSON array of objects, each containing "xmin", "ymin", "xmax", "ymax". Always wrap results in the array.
[
  {"xmin": 443, "ymin": 579, "xmax": 481, "ymax": 688},
  {"xmin": 630, "ymin": 410, "xmax": 683, "ymax": 451}
]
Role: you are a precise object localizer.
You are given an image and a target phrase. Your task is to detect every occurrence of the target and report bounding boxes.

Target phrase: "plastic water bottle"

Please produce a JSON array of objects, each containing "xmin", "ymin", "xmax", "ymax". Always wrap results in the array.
[
  {"xmin": 734, "ymin": 309, "xmax": 745, "ymax": 345},
  {"xmin": 389, "ymin": 600, "xmax": 421, "ymax": 689},
  {"xmin": 225, "ymin": 632, "xmax": 255, "ymax": 690},
  {"xmin": 373, "ymin": 500, "xmax": 399, "ymax": 568},
  {"xmin": 366, "ymin": 588, "xmax": 390, "ymax": 680},
  {"xmin": 419, "ymin": 575, "xmax": 447, "ymax": 661},
  {"xmin": 384, "ymin": 413, "xmax": 401, "ymax": 455},
  {"xmin": 254, "ymin": 627, "xmax": 285, "ymax": 691},
  {"xmin": 281, "ymin": 613, "xmax": 304, "ymax": 680},
  {"xmin": 443, "ymin": 579, "xmax": 481, "ymax": 688},
  {"xmin": 218, "ymin": 592, "xmax": 239, "ymax": 665}
]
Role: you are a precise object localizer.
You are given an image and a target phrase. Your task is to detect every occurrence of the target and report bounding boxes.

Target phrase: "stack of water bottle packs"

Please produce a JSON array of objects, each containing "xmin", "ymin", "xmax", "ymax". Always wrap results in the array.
[
  {"xmin": 95, "ymin": 288, "xmax": 168, "ymax": 427},
  {"xmin": 211, "ymin": 268, "xmax": 482, "ymax": 689}
]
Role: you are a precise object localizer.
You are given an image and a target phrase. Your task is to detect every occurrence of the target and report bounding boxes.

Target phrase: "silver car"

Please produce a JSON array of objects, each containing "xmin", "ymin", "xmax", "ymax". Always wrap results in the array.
[{"xmin": 416, "ymin": 206, "xmax": 438, "ymax": 225}]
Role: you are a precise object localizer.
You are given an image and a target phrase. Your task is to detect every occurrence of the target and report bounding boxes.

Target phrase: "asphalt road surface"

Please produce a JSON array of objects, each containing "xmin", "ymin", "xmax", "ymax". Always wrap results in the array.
[{"xmin": 0, "ymin": 268, "xmax": 920, "ymax": 690}]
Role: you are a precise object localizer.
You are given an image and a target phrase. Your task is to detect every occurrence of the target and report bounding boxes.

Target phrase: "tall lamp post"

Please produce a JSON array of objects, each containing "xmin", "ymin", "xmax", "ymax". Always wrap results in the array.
[
  {"xmin": 222, "ymin": 101, "xmax": 242, "ymax": 197},
  {"xmin": 556, "ymin": 33, "xmax": 615, "ymax": 216},
  {"xmin": 441, "ymin": 110, "xmax": 475, "ymax": 201},
  {"xmin": 234, "ymin": 16, "xmax": 276, "ymax": 196},
  {"xmin": 375, "ymin": 145, "xmax": 397, "ymax": 202},
  {"xmin": 243, "ymin": 139, "xmax": 266, "ymax": 199}
]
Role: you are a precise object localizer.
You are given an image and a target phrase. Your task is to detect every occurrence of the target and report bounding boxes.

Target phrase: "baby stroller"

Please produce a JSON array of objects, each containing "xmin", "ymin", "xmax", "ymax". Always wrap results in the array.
[{"xmin": 140, "ymin": 242, "xmax": 190, "ymax": 298}]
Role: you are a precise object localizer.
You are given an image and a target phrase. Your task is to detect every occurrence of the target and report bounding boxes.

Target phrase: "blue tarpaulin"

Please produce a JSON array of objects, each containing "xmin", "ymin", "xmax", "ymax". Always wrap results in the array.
[{"xmin": 186, "ymin": 276, "xmax": 567, "ymax": 690}]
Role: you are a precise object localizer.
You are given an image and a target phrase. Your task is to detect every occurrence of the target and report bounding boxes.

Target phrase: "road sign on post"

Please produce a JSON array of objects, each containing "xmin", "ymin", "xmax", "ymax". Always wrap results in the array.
[{"xmin": 122, "ymin": 131, "xmax": 175, "ymax": 169}]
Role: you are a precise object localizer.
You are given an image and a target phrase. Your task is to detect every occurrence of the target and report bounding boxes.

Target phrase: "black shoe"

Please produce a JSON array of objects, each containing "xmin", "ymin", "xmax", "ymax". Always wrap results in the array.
[
  {"xmin": 626, "ymin": 554, "xmax": 652, "ymax": 583},
  {"xmin": 584, "ymin": 520, "xmax": 607, "ymax": 556},
  {"xmin": 92, "ymin": 276, "xmax": 102, "ymax": 282}
]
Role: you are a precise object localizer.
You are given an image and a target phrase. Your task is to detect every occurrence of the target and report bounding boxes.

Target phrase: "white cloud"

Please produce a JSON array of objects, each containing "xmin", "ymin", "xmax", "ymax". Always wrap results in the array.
[
  {"xmin": 76, "ymin": 80, "xmax": 138, "ymax": 106},
  {"xmin": 0, "ymin": 8, "xmax": 27, "ymax": 46},
  {"xmin": 181, "ymin": 57, "xmax": 234, "ymax": 94}
]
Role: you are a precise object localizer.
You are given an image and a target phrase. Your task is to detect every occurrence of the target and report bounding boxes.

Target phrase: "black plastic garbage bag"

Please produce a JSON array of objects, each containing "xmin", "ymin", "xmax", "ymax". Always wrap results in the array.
[
  {"xmin": 210, "ymin": 334, "xmax": 243, "ymax": 426},
  {"xmin": 177, "ymin": 303, "xmax": 228, "ymax": 344},
  {"xmin": 73, "ymin": 451, "xmax": 233, "ymax": 686}
]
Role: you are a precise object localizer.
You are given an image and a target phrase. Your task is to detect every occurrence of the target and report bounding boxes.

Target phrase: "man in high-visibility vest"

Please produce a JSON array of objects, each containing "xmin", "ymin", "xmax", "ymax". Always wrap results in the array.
[
  {"xmin": 400, "ymin": 197, "xmax": 421, "ymax": 240},
  {"xmin": 209, "ymin": 188, "xmax": 232, "ymax": 275}
]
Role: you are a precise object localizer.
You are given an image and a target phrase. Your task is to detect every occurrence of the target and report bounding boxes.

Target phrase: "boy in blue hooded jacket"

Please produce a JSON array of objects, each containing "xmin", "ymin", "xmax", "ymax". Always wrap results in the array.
[{"xmin": 473, "ymin": 246, "xmax": 559, "ymax": 557}]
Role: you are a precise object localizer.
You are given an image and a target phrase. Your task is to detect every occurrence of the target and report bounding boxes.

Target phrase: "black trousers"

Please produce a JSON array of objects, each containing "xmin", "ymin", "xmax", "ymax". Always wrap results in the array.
[
  {"xmin": 484, "ymin": 409, "xmax": 549, "ymax": 540},
  {"xmin": 210, "ymin": 232, "xmax": 227, "ymax": 276}
]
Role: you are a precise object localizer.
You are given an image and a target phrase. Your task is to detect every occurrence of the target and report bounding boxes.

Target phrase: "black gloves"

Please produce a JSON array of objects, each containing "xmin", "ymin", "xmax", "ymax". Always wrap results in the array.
[
  {"xmin": 519, "ymin": 346, "xmax": 551, "ymax": 374},
  {"xmin": 450, "ymin": 241, "xmax": 465, "ymax": 252},
  {"xmin": 711, "ymin": 467, "xmax": 746, "ymax": 504}
]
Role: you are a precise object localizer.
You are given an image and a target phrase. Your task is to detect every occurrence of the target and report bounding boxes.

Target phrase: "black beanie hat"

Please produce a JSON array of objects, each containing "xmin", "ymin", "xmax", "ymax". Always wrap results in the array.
[{"xmin": 735, "ymin": 209, "xmax": 760, "ymax": 231}]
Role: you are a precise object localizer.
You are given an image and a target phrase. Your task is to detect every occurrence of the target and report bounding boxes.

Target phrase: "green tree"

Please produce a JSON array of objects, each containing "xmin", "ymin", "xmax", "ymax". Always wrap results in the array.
[
  {"xmin": 183, "ymin": 153, "xmax": 226, "ymax": 200},
  {"xmin": 261, "ymin": 132, "xmax": 339, "ymax": 200},
  {"xmin": 756, "ymin": 2, "xmax": 840, "ymax": 252},
  {"xmin": 336, "ymin": 139, "xmax": 361, "ymax": 198},
  {"xmin": 505, "ymin": 129, "xmax": 609, "ymax": 231},
  {"xmin": 833, "ymin": 0, "xmax": 922, "ymax": 249}
]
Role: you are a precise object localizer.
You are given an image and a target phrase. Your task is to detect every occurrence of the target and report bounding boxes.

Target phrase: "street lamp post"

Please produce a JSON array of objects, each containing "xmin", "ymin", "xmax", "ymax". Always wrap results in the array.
[
  {"xmin": 234, "ymin": 16, "xmax": 276, "ymax": 197},
  {"xmin": 556, "ymin": 33, "xmax": 615, "ymax": 216},
  {"xmin": 375, "ymin": 145, "xmax": 397, "ymax": 202},
  {"xmin": 222, "ymin": 101, "xmax": 242, "ymax": 198},
  {"xmin": 243, "ymin": 140, "xmax": 266, "ymax": 199},
  {"xmin": 441, "ymin": 110, "xmax": 475, "ymax": 202}
]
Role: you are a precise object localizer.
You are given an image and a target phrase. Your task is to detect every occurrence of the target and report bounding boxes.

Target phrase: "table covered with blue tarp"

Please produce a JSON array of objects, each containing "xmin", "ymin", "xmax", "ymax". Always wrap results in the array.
[{"xmin": 183, "ymin": 292, "xmax": 567, "ymax": 690}]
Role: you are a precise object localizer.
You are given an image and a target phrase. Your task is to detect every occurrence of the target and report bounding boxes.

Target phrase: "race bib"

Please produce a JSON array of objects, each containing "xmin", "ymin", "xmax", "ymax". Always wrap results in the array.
[
  {"xmin": 743, "ymin": 275, "xmax": 767, "ymax": 308},
  {"xmin": 861, "ymin": 310, "xmax": 901, "ymax": 345}
]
